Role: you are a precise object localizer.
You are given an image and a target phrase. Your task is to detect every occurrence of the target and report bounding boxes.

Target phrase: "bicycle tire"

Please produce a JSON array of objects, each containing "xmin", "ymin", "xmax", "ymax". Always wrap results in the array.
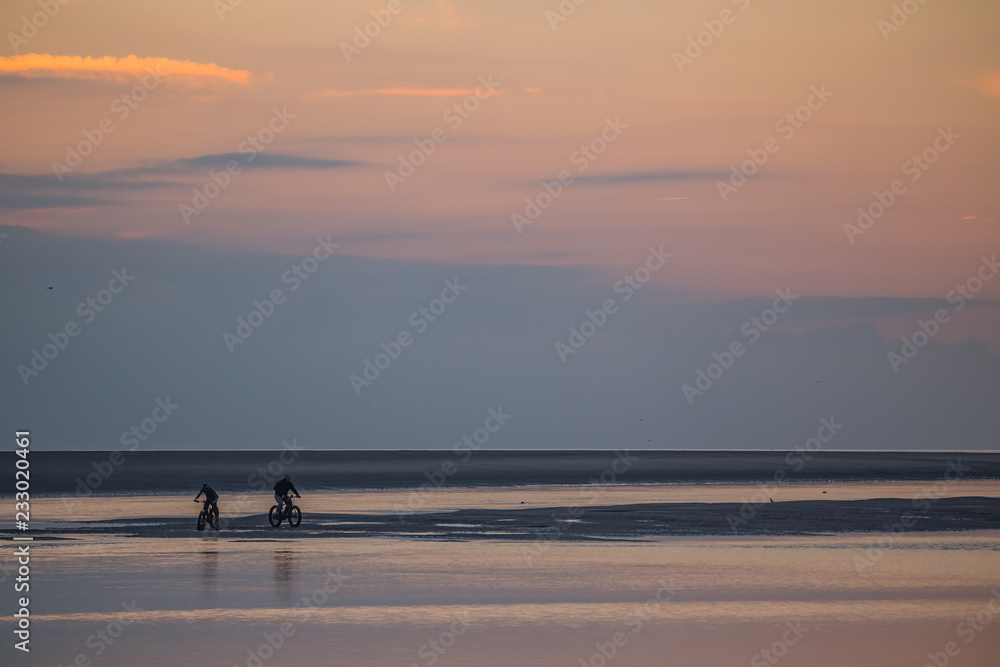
[
  {"xmin": 268, "ymin": 505, "xmax": 282, "ymax": 527},
  {"xmin": 289, "ymin": 506, "xmax": 301, "ymax": 527},
  {"xmin": 197, "ymin": 511, "xmax": 207, "ymax": 531}
]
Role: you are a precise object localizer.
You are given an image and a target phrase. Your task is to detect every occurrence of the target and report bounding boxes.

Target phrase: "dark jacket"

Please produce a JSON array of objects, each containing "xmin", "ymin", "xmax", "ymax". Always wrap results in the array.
[
  {"xmin": 196, "ymin": 486, "xmax": 219, "ymax": 503},
  {"xmin": 274, "ymin": 479, "xmax": 299, "ymax": 497}
]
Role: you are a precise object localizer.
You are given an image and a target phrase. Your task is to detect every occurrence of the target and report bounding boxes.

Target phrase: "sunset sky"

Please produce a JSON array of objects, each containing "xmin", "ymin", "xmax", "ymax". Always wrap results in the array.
[{"xmin": 1, "ymin": 0, "xmax": 998, "ymax": 450}]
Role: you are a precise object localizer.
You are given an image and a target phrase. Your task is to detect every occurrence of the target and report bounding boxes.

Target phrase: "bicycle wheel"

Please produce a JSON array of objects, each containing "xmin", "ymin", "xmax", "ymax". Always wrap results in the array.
[
  {"xmin": 197, "ymin": 511, "xmax": 207, "ymax": 531},
  {"xmin": 209, "ymin": 511, "xmax": 219, "ymax": 530},
  {"xmin": 268, "ymin": 505, "xmax": 282, "ymax": 527},
  {"xmin": 289, "ymin": 506, "xmax": 301, "ymax": 527}
]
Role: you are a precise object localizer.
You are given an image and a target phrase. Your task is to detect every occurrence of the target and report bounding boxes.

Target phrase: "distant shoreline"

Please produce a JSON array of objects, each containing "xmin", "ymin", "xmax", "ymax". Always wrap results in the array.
[{"xmin": 3, "ymin": 450, "xmax": 999, "ymax": 496}]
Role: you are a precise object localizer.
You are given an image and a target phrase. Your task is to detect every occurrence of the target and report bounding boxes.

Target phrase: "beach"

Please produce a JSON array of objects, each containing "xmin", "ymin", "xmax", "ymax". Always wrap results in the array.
[
  {"xmin": 3, "ymin": 485, "xmax": 1000, "ymax": 667},
  {"xmin": 3, "ymin": 453, "xmax": 999, "ymax": 666},
  {"xmin": 5, "ymin": 450, "xmax": 999, "ymax": 539}
]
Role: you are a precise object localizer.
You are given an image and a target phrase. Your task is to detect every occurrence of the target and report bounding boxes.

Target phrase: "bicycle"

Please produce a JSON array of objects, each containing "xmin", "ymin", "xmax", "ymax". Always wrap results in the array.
[
  {"xmin": 269, "ymin": 496, "xmax": 301, "ymax": 527},
  {"xmin": 195, "ymin": 500, "xmax": 219, "ymax": 531}
]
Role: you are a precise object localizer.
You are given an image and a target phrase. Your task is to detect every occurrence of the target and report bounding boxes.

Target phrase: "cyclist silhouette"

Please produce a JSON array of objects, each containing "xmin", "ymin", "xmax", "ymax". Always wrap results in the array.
[
  {"xmin": 194, "ymin": 483, "xmax": 220, "ymax": 524},
  {"xmin": 273, "ymin": 474, "xmax": 300, "ymax": 517}
]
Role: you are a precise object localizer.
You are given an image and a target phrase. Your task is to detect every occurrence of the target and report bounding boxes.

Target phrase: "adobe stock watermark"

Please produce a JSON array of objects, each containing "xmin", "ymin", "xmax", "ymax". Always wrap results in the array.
[
  {"xmin": 340, "ymin": 0, "xmax": 415, "ymax": 62},
  {"xmin": 384, "ymin": 75, "xmax": 502, "ymax": 192},
  {"xmin": 217, "ymin": 438, "xmax": 304, "ymax": 530},
  {"xmin": 853, "ymin": 459, "xmax": 970, "ymax": 575},
  {"xmin": 7, "ymin": 0, "xmax": 73, "ymax": 52},
  {"xmin": 577, "ymin": 579, "xmax": 678, "ymax": 667},
  {"xmin": 213, "ymin": 0, "xmax": 256, "ymax": 21},
  {"xmin": 726, "ymin": 416, "xmax": 844, "ymax": 532},
  {"xmin": 233, "ymin": 568, "xmax": 349, "ymax": 667},
  {"xmin": 521, "ymin": 450, "xmax": 637, "ymax": 564},
  {"xmin": 393, "ymin": 406, "xmax": 511, "ymax": 517},
  {"xmin": 52, "ymin": 68, "xmax": 166, "ymax": 181},
  {"xmin": 672, "ymin": 0, "xmax": 753, "ymax": 73},
  {"xmin": 877, "ymin": 0, "xmax": 932, "ymax": 41},
  {"xmin": 16, "ymin": 267, "xmax": 136, "ymax": 386},
  {"xmin": 887, "ymin": 255, "xmax": 998, "ymax": 373},
  {"xmin": 555, "ymin": 245, "xmax": 671, "ymax": 363},
  {"xmin": 54, "ymin": 600, "xmax": 146, "ymax": 667},
  {"xmin": 716, "ymin": 84, "xmax": 833, "ymax": 202},
  {"xmin": 919, "ymin": 589, "xmax": 1000, "ymax": 667},
  {"xmin": 63, "ymin": 396, "xmax": 180, "ymax": 511},
  {"xmin": 545, "ymin": 0, "xmax": 588, "ymax": 31},
  {"xmin": 750, "ymin": 621, "xmax": 809, "ymax": 667},
  {"xmin": 843, "ymin": 126, "xmax": 960, "ymax": 244},
  {"xmin": 511, "ymin": 116, "xmax": 627, "ymax": 234},
  {"xmin": 681, "ymin": 288, "xmax": 799, "ymax": 406},
  {"xmin": 180, "ymin": 107, "xmax": 296, "ymax": 225},
  {"xmin": 349, "ymin": 278, "xmax": 467, "ymax": 395},
  {"xmin": 407, "ymin": 613, "xmax": 473, "ymax": 667},
  {"xmin": 222, "ymin": 236, "xmax": 340, "ymax": 353}
]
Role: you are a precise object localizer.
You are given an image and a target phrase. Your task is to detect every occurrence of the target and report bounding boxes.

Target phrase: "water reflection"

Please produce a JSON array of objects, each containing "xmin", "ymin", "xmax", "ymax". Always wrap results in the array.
[
  {"xmin": 200, "ymin": 543, "xmax": 218, "ymax": 596},
  {"xmin": 273, "ymin": 549, "xmax": 296, "ymax": 603}
]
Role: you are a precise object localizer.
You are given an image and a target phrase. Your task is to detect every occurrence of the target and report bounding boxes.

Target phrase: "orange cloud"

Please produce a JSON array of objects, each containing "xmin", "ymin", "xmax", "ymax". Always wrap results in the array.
[
  {"xmin": 311, "ymin": 87, "xmax": 503, "ymax": 98},
  {"xmin": 0, "ymin": 53, "xmax": 253, "ymax": 84},
  {"xmin": 414, "ymin": 0, "xmax": 468, "ymax": 29},
  {"xmin": 973, "ymin": 74, "xmax": 1000, "ymax": 100},
  {"xmin": 434, "ymin": 0, "xmax": 462, "ymax": 29}
]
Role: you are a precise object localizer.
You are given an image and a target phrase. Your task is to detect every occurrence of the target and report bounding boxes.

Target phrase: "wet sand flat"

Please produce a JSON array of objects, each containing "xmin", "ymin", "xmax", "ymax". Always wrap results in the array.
[{"xmin": 13, "ymin": 496, "xmax": 1000, "ymax": 541}]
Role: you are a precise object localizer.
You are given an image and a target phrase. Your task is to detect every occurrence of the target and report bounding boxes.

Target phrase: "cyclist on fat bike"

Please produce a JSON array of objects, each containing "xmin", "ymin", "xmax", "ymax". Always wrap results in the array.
[
  {"xmin": 194, "ymin": 483, "xmax": 220, "ymax": 523},
  {"xmin": 273, "ymin": 474, "xmax": 300, "ymax": 517}
]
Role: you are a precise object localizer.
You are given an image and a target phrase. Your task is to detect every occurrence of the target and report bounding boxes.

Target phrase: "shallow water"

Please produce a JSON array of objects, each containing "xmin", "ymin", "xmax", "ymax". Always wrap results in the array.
[
  {"xmin": 3, "ymin": 533, "xmax": 999, "ymax": 666},
  {"xmin": 26, "ymin": 479, "xmax": 1000, "ymax": 524},
  {"xmin": 3, "ymin": 486, "xmax": 1000, "ymax": 666}
]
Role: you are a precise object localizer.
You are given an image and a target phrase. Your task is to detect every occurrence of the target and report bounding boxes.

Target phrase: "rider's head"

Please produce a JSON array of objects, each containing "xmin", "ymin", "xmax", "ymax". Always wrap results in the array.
[
  {"xmin": 283, "ymin": 474, "xmax": 291, "ymax": 482},
  {"xmin": 202, "ymin": 483, "xmax": 209, "ymax": 488}
]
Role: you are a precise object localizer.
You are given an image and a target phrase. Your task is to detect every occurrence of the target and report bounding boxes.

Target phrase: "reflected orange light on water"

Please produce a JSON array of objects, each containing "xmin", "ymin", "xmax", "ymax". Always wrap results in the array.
[{"xmin": 5, "ymin": 531, "xmax": 999, "ymax": 666}]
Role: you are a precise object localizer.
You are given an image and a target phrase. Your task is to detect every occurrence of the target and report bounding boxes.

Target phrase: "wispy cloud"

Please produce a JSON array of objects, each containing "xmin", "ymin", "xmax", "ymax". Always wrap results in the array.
[
  {"xmin": 0, "ymin": 171, "xmax": 173, "ymax": 210},
  {"xmin": 0, "ymin": 53, "xmax": 253, "ymax": 84},
  {"xmin": 0, "ymin": 193, "xmax": 109, "ymax": 210},
  {"xmin": 125, "ymin": 153, "xmax": 366, "ymax": 174},
  {"xmin": 572, "ymin": 169, "xmax": 728, "ymax": 187},
  {"xmin": 310, "ymin": 87, "xmax": 503, "ymax": 98},
  {"xmin": 729, "ymin": 295, "xmax": 996, "ymax": 320},
  {"xmin": 0, "ymin": 153, "xmax": 366, "ymax": 209},
  {"xmin": 1, "ymin": 170, "xmax": 172, "ymax": 192}
]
